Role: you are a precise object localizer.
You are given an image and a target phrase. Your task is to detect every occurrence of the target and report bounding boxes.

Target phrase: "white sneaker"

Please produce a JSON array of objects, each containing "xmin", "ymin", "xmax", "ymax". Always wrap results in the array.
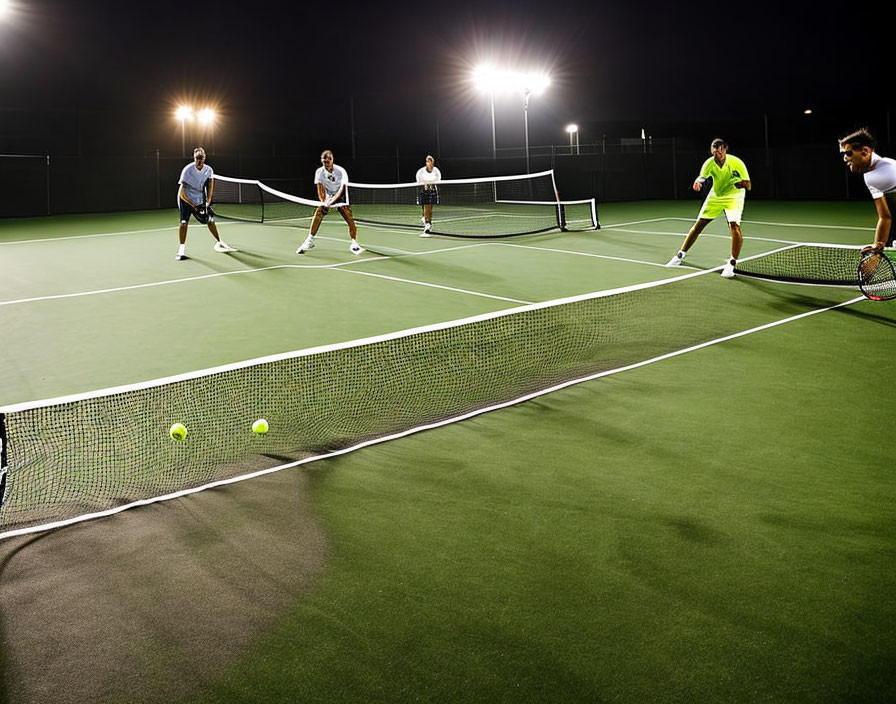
[
  {"xmin": 665, "ymin": 252, "xmax": 685, "ymax": 267},
  {"xmin": 214, "ymin": 241, "xmax": 238, "ymax": 253},
  {"xmin": 174, "ymin": 253, "xmax": 187, "ymax": 261},
  {"xmin": 721, "ymin": 259, "xmax": 736, "ymax": 278},
  {"xmin": 349, "ymin": 241, "xmax": 364, "ymax": 255},
  {"xmin": 296, "ymin": 235, "xmax": 315, "ymax": 254}
]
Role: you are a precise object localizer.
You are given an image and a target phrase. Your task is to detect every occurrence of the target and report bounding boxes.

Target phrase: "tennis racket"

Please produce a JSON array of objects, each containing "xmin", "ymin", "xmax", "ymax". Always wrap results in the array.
[
  {"xmin": 194, "ymin": 203, "xmax": 209, "ymax": 224},
  {"xmin": 857, "ymin": 250, "xmax": 896, "ymax": 300}
]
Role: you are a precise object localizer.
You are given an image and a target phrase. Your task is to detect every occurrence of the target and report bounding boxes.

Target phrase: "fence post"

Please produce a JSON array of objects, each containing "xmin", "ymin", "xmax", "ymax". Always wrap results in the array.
[{"xmin": 46, "ymin": 155, "xmax": 51, "ymax": 215}]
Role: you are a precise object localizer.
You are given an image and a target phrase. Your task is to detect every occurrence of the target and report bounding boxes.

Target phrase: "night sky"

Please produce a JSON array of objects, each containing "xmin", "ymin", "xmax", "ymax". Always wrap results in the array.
[{"xmin": 0, "ymin": 0, "xmax": 889, "ymax": 157}]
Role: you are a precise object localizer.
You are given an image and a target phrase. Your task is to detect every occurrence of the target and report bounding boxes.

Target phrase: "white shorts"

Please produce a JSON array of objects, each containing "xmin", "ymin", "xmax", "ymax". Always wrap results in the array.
[{"xmin": 698, "ymin": 190, "xmax": 745, "ymax": 224}]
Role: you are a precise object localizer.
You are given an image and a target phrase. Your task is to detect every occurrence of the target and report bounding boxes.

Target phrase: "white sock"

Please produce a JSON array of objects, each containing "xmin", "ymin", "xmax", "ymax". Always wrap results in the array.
[{"xmin": 178, "ymin": 244, "xmax": 185, "ymax": 255}]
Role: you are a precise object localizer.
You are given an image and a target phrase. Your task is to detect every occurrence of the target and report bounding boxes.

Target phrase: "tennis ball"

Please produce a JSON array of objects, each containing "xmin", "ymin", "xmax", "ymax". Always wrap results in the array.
[
  {"xmin": 169, "ymin": 423, "xmax": 188, "ymax": 441},
  {"xmin": 252, "ymin": 419, "xmax": 269, "ymax": 435}
]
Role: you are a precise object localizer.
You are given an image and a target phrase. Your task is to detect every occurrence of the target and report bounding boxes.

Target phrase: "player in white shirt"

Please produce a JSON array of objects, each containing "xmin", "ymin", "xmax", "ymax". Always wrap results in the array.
[
  {"xmin": 415, "ymin": 155, "xmax": 442, "ymax": 237},
  {"xmin": 839, "ymin": 128, "xmax": 896, "ymax": 253},
  {"xmin": 297, "ymin": 150, "xmax": 363, "ymax": 255},
  {"xmin": 175, "ymin": 147, "xmax": 237, "ymax": 261}
]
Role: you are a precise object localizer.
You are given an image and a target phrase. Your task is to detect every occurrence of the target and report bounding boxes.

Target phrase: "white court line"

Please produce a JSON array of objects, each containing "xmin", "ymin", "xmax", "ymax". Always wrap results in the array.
[
  {"xmin": 608, "ymin": 227, "xmax": 806, "ymax": 246},
  {"xmin": 335, "ymin": 268, "xmax": 532, "ymax": 304},
  {"xmin": 494, "ymin": 242, "xmax": 684, "ymax": 269},
  {"xmin": 0, "ymin": 223, "xmax": 214, "ymax": 247},
  {"xmin": 0, "ymin": 241, "xmax": 502, "ymax": 308},
  {"xmin": 665, "ymin": 216, "xmax": 874, "ymax": 232},
  {"xmin": 0, "ymin": 293, "xmax": 863, "ymax": 541},
  {"xmin": 601, "ymin": 217, "xmax": 679, "ymax": 229}
]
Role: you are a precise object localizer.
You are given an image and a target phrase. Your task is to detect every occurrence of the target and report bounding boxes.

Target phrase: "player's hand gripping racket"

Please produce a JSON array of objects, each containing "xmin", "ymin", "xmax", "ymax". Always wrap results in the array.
[{"xmin": 858, "ymin": 249, "xmax": 896, "ymax": 300}]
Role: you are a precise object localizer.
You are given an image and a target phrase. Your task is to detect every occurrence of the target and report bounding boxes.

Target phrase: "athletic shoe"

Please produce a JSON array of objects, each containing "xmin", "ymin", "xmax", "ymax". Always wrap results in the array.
[
  {"xmin": 349, "ymin": 241, "xmax": 364, "ymax": 255},
  {"xmin": 174, "ymin": 253, "xmax": 187, "ymax": 261},
  {"xmin": 296, "ymin": 235, "xmax": 315, "ymax": 254},
  {"xmin": 213, "ymin": 241, "xmax": 238, "ymax": 252},
  {"xmin": 665, "ymin": 252, "xmax": 685, "ymax": 267},
  {"xmin": 419, "ymin": 231, "xmax": 431, "ymax": 238},
  {"xmin": 721, "ymin": 259, "xmax": 736, "ymax": 278}
]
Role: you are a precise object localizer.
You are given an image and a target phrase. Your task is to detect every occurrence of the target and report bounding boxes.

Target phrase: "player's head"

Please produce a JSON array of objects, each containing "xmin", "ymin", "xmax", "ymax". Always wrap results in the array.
[
  {"xmin": 710, "ymin": 138, "xmax": 728, "ymax": 154},
  {"xmin": 425, "ymin": 155, "xmax": 435, "ymax": 166},
  {"xmin": 839, "ymin": 128, "xmax": 876, "ymax": 173},
  {"xmin": 193, "ymin": 147, "xmax": 206, "ymax": 163},
  {"xmin": 320, "ymin": 150, "xmax": 334, "ymax": 166}
]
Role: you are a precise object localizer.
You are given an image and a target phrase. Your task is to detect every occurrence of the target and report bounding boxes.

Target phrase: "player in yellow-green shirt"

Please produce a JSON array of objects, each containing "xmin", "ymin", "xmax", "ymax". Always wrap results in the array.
[{"xmin": 665, "ymin": 137, "xmax": 751, "ymax": 278}]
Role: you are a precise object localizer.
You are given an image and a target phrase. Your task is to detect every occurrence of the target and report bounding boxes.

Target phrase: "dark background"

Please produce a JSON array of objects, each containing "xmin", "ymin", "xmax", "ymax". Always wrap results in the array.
[{"xmin": 0, "ymin": 0, "xmax": 890, "ymax": 215}]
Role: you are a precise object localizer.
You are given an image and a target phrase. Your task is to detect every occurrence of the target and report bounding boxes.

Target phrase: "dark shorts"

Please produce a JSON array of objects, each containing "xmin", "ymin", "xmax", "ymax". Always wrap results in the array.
[
  {"xmin": 179, "ymin": 199, "xmax": 213, "ymax": 224},
  {"xmin": 417, "ymin": 187, "xmax": 439, "ymax": 206}
]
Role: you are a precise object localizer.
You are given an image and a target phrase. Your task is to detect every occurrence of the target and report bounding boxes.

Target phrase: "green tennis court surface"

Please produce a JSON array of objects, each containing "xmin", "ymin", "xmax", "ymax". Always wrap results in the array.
[{"xmin": 1, "ymin": 201, "xmax": 894, "ymax": 703}]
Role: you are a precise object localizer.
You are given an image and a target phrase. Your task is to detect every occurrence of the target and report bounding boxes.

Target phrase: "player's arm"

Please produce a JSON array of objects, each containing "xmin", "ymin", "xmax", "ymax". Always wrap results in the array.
[
  {"xmin": 328, "ymin": 184, "xmax": 345, "ymax": 205},
  {"xmin": 694, "ymin": 157, "xmax": 713, "ymax": 191},
  {"xmin": 178, "ymin": 184, "xmax": 196, "ymax": 208},
  {"xmin": 206, "ymin": 177, "xmax": 214, "ymax": 205},
  {"xmin": 865, "ymin": 196, "xmax": 893, "ymax": 253},
  {"xmin": 317, "ymin": 183, "xmax": 327, "ymax": 202},
  {"xmin": 734, "ymin": 180, "xmax": 751, "ymax": 190}
]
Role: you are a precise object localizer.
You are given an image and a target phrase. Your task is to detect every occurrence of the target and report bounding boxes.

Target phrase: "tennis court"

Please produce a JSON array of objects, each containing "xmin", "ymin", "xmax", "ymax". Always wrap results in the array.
[{"xmin": 1, "ymin": 199, "xmax": 894, "ymax": 702}]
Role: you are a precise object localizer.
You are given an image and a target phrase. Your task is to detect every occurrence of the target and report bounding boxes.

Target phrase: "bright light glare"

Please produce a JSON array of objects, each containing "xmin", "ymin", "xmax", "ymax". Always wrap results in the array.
[
  {"xmin": 175, "ymin": 106, "xmax": 193, "ymax": 121},
  {"xmin": 803, "ymin": 108, "xmax": 813, "ymax": 115},
  {"xmin": 566, "ymin": 124, "xmax": 579, "ymax": 134},
  {"xmin": 197, "ymin": 108, "xmax": 216, "ymax": 126},
  {"xmin": 0, "ymin": 0, "xmax": 11, "ymax": 19},
  {"xmin": 473, "ymin": 65, "xmax": 551, "ymax": 95}
]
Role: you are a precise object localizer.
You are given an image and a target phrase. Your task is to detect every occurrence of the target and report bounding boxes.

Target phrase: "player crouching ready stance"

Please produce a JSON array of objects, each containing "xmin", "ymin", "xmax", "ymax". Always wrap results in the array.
[
  {"xmin": 297, "ymin": 150, "xmax": 363, "ymax": 256},
  {"xmin": 666, "ymin": 137, "xmax": 751, "ymax": 278},
  {"xmin": 175, "ymin": 146, "xmax": 237, "ymax": 261}
]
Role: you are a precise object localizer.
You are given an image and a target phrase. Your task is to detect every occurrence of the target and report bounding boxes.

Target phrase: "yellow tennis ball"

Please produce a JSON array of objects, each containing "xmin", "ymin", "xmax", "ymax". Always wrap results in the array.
[
  {"xmin": 252, "ymin": 419, "xmax": 269, "ymax": 435},
  {"xmin": 169, "ymin": 423, "xmax": 188, "ymax": 441}
]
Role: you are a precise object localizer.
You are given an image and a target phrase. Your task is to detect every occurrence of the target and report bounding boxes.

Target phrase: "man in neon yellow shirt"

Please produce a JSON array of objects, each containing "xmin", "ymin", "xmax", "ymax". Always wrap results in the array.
[{"xmin": 665, "ymin": 137, "xmax": 751, "ymax": 278}]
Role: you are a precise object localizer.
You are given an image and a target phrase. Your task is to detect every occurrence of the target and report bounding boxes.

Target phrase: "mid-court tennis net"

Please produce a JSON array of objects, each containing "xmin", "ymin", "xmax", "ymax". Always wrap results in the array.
[
  {"xmin": 0, "ymin": 270, "xmax": 858, "ymax": 539},
  {"xmin": 734, "ymin": 243, "xmax": 863, "ymax": 286},
  {"xmin": 211, "ymin": 170, "xmax": 599, "ymax": 237}
]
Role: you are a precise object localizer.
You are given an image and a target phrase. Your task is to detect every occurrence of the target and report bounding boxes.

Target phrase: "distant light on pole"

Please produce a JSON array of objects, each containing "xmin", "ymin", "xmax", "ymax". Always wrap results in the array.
[
  {"xmin": 803, "ymin": 108, "xmax": 813, "ymax": 115},
  {"xmin": 175, "ymin": 106, "xmax": 193, "ymax": 158},
  {"xmin": 566, "ymin": 124, "xmax": 579, "ymax": 155}
]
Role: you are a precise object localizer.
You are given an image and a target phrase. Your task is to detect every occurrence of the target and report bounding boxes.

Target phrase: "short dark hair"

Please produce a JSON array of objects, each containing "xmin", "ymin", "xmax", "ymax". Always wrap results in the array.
[
  {"xmin": 711, "ymin": 138, "xmax": 728, "ymax": 149},
  {"xmin": 839, "ymin": 127, "xmax": 876, "ymax": 150}
]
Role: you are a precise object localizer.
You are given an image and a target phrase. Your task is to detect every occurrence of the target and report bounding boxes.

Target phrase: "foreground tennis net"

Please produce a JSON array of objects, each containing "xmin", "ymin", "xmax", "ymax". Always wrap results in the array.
[
  {"xmin": 0, "ymin": 266, "xmax": 859, "ymax": 539},
  {"xmin": 212, "ymin": 170, "xmax": 599, "ymax": 237}
]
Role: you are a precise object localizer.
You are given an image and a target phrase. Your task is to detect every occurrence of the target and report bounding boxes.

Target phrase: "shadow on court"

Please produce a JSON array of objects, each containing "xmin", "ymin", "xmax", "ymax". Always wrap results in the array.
[{"xmin": 0, "ymin": 463, "xmax": 328, "ymax": 704}]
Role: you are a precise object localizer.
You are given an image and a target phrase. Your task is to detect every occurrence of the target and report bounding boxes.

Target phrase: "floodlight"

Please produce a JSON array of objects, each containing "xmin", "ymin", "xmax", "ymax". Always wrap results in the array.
[
  {"xmin": 473, "ymin": 64, "xmax": 502, "ymax": 93},
  {"xmin": 175, "ymin": 106, "xmax": 194, "ymax": 121},
  {"xmin": 0, "ymin": 0, "xmax": 11, "ymax": 20},
  {"xmin": 803, "ymin": 108, "xmax": 813, "ymax": 115},
  {"xmin": 197, "ymin": 108, "xmax": 216, "ymax": 126},
  {"xmin": 566, "ymin": 124, "xmax": 578, "ymax": 134}
]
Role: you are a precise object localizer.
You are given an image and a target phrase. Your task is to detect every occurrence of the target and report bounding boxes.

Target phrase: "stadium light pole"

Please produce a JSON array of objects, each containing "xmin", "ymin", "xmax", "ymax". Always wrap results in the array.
[
  {"xmin": 518, "ymin": 72, "xmax": 550, "ymax": 174},
  {"xmin": 175, "ymin": 106, "xmax": 193, "ymax": 158},
  {"xmin": 473, "ymin": 65, "xmax": 500, "ymax": 159},
  {"xmin": 566, "ymin": 124, "xmax": 579, "ymax": 155}
]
